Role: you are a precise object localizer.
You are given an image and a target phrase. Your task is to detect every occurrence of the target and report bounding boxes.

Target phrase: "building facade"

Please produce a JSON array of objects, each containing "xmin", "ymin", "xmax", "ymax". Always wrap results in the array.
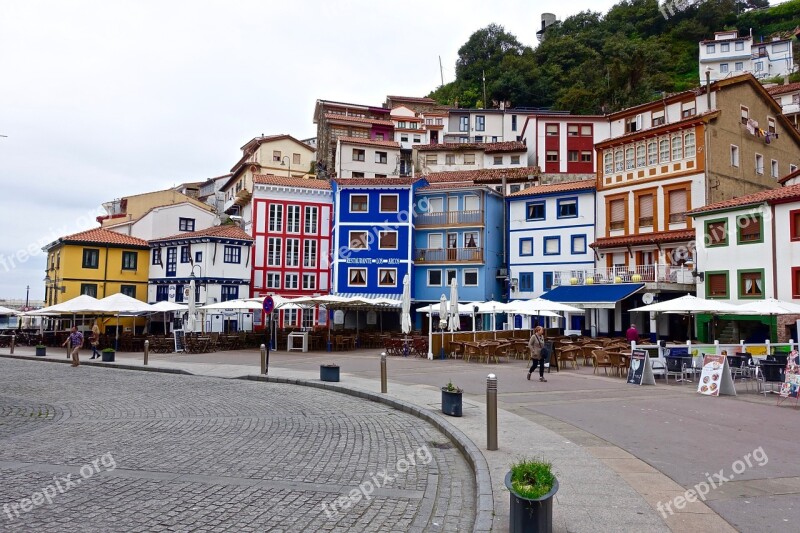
[
  {"xmin": 104, "ymin": 202, "xmax": 217, "ymax": 241},
  {"xmin": 250, "ymin": 175, "xmax": 333, "ymax": 329},
  {"xmin": 700, "ymin": 30, "xmax": 796, "ymax": 84},
  {"xmin": 414, "ymin": 141, "xmax": 527, "ymax": 175},
  {"xmin": 334, "ymin": 137, "xmax": 402, "ymax": 179}
]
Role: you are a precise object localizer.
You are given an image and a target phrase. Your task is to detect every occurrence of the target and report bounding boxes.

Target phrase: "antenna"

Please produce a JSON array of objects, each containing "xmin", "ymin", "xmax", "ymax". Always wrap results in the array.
[{"xmin": 439, "ymin": 56, "xmax": 444, "ymax": 87}]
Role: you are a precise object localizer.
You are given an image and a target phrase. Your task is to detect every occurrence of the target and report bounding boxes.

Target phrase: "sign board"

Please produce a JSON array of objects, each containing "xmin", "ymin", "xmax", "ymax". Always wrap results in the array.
[
  {"xmin": 333, "ymin": 310, "xmax": 344, "ymax": 325},
  {"xmin": 263, "ymin": 296, "xmax": 275, "ymax": 315},
  {"xmin": 173, "ymin": 330, "xmax": 185, "ymax": 353},
  {"xmin": 778, "ymin": 350, "xmax": 800, "ymax": 406},
  {"xmin": 366, "ymin": 310, "xmax": 377, "ymax": 325},
  {"xmin": 697, "ymin": 354, "xmax": 736, "ymax": 397},
  {"xmin": 627, "ymin": 349, "xmax": 656, "ymax": 386},
  {"xmin": 168, "ymin": 285, "xmax": 176, "ymax": 302}
]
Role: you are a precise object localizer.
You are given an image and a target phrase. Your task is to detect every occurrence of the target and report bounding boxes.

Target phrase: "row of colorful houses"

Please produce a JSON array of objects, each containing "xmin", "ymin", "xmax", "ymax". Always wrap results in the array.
[{"xmin": 43, "ymin": 74, "xmax": 800, "ymax": 341}]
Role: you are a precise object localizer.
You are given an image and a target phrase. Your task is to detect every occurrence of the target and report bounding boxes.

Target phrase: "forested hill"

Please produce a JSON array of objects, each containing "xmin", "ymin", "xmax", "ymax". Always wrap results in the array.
[{"xmin": 427, "ymin": 0, "xmax": 800, "ymax": 114}]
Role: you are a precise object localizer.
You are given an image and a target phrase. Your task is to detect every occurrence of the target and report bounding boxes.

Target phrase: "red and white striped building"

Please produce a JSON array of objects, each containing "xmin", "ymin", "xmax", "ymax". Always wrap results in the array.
[{"xmin": 250, "ymin": 175, "xmax": 333, "ymax": 329}]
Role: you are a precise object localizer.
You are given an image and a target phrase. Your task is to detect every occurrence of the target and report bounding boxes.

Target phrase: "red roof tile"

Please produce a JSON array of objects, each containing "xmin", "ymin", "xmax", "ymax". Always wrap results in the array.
[
  {"xmin": 778, "ymin": 168, "xmax": 800, "ymax": 185},
  {"xmin": 598, "ymin": 110, "xmax": 720, "ymax": 147},
  {"xmin": 689, "ymin": 183, "xmax": 800, "ymax": 214},
  {"xmin": 590, "ymin": 229, "xmax": 695, "ymax": 249},
  {"xmin": 253, "ymin": 174, "xmax": 331, "ymax": 190},
  {"xmin": 768, "ymin": 82, "xmax": 800, "ymax": 96},
  {"xmin": 333, "ymin": 177, "xmax": 418, "ymax": 187},
  {"xmin": 60, "ymin": 228, "xmax": 149, "ymax": 247},
  {"xmin": 425, "ymin": 167, "xmax": 541, "ymax": 183},
  {"xmin": 324, "ymin": 113, "xmax": 395, "ymax": 127},
  {"xmin": 386, "ymin": 95, "xmax": 437, "ymax": 104},
  {"xmin": 508, "ymin": 179, "xmax": 596, "ymax": 198},
  {"xmin": 337, "ymin": 136, "xmax": 401, "ymax": 148},
  {"xmin": 418, "ymin": 182, "xmax": 488, "ymax": 191},
  {"xmin": 415, "ymin": 141, "xmax": 526, "ymax": 153},
  {"xmin": 151, "ymin": 225, "xmax": 254, "ymax": 243}
]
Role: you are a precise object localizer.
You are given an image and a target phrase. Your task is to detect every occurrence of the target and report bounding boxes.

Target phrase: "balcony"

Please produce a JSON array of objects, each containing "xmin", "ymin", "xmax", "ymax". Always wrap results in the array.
[
  {"xmin": 415, "ymin": 210, "xmax": 483, "ymax": 228},
  {"xmin": 551, "ymin": 264, "xmax": 697, "ymax": 287},
  {"xmin": 223, "ymin": 188, "xmax": 252, "ymax": 214},
  {"xmin": 416, "ymin": 247, "xmax": 483, "ymax": 264}
]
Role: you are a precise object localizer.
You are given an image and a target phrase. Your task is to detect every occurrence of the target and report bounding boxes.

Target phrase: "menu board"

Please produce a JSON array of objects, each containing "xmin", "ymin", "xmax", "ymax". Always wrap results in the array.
[
  {"xmin": 779, "ymin": 350, "xmax": 800, "ymax": 400},
  {"xmin": 627, "ymin": 349, "xmax": 655, "ymax": 386},
  {"xmin": 697, "ymin": 354, "xmax": 736, "ymax": 397},
  {"xmin": 173, "ymin": 330, "xmax": 185, "ymax": 353}
]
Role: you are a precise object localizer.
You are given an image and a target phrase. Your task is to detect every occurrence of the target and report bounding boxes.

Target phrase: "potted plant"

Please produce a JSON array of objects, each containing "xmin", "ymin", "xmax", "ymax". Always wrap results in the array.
[
  {"xmin": 101, "ymin": 347, "xmax": 115, "ymax": 362},
  {"xmin": 505, "ymin": 458, "xmax": 559, "ymax": 533},
  {"xmin": 35, "ymin": 344, "xmax": 46, "ymax": 357},
  {"xmin": 441, "ymin": 381, "xmax": 463, "ymax": 417},
  {"xmin": 320, "ymin": 363, "xmax": 340, "ymax": 382}
]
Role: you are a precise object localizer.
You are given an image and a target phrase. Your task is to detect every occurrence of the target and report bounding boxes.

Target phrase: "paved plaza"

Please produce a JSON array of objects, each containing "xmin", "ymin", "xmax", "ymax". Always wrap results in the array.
[{"xmin": 0, "ymin": 358, "xmax": 474, "ymax": 532}]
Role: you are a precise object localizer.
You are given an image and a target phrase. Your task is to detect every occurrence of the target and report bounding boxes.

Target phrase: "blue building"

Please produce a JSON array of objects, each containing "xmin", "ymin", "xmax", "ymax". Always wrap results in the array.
[
  {"xmin": 331, "ymin": 178, "xmax": 419, "ymax": 312},
  {"xmin": 412, "ymin": 176, "xmax": 505, "ymax": 330}
]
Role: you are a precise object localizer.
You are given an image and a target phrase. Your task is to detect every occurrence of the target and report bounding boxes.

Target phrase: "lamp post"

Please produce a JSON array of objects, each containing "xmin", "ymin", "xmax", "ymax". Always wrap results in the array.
[
  {"xmin": 281, "ymin": 155, "xmax": 292, "ymax": 178},
  {"xmin": 25, "ymin": 285, "xmax": 30, "ymax": 310},
  {"xmin": 189, "ymin": 265, "xmax": 203, "ymax": 333},
  {"xmin": 42, "ymin": 274, "xmax": 62, "ymax": 305}
]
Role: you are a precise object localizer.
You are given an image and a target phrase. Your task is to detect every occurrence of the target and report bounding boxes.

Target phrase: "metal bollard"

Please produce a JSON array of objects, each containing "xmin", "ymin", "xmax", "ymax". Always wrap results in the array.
[
  {"xmin": 66, "ymin": 340, "xmax": 71, "ymax": 359},
  {"xmin": 10, "ymin": 334, "xmax": 15, "ymax": 355},
  {"xmin": 260, "ymin": 344, "xmax": 267, "ymax": 375},
  {"xmin": 380, "ymin": 352, "xmax": 387, "ymax": 393},
  {"xmin": 143, "ymin": 340, "xmax": 149, "ymax": 366},
  {"xmin": 487, "ymin": 373, "xmax": 498, "ymax": 451}
]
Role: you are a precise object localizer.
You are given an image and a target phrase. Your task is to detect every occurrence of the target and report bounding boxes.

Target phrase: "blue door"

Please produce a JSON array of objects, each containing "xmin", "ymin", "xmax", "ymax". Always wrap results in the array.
[{"xmin": 166, "ymin": 247, "xmax": 177, "ymax": 277}]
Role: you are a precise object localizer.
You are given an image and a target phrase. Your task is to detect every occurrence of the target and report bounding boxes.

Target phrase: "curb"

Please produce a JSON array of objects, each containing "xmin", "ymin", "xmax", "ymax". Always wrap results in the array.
[
  {"xmin": 0, "ymin": 353, "xmax": 192, "ymax": 375},
  {"xmin": 241, "ymin": 375, "xmax": 494, "ymax": 533}
]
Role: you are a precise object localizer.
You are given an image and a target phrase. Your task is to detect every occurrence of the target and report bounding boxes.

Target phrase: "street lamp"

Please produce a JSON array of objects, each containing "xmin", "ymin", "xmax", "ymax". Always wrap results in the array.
[
  {"xmin": 281, "ymin": 155, "xmax": 292, "ymax": 178},
  {"xmin": 42, "ymin": 274, "xmax": 64, "ymax": 305},
  {"xmin": 25, "ymin": 285, "xmax": 30, "ymax": 310}
]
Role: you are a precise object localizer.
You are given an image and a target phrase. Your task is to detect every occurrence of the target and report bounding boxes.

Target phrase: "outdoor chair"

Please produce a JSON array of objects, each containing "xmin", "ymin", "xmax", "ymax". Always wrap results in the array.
[
  {"xmin": 665, "ymin": 356, "xmax": 691, "ymax": 384},
  {"xmin": 756, "ymin": 361, "xmax": 784, "ymax": 396},
  {"xmin": 464, "ymin": 342, "xmax": 480, "ymax": 363},
  {"xmin": 592, "ymin": 350, "xmax": 613, "ymax": 376},
  {"xmin": 558, "ymin": 346, "xmax": 580, "ymax": 369},
  {"xmin": 335, "ymin": 335, "xmax": 346, "ymax": 351}
]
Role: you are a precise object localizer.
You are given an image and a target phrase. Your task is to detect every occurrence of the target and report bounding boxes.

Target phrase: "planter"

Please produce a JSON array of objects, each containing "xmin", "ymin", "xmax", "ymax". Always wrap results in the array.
[
  {"xmin": 35, "ymin": 347, "xmax": 46, "ymax": 357},
  {"xmin": 441, "ymin": 389, "xmax": 463, "ymax": 417},
  {"xmin": 320, "ymin": 364, "xmax": 340, "ymax": 382},
  {"xmin": 101, "ymin": 350, "xmax": 115, "ymax": 362},
  {"xmin": 505, "ymin": 471, "xmax": 559, "ymax": 533}
]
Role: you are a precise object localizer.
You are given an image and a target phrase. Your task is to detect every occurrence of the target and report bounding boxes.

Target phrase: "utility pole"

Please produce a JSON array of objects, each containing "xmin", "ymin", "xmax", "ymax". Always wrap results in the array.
[
  {"xmin": 439, "ymin": 56, "xmax": 444, "ymax": 87},
  {"xmin": 482, "ymin": 70, "xmax": 487, "ymax": 109}
]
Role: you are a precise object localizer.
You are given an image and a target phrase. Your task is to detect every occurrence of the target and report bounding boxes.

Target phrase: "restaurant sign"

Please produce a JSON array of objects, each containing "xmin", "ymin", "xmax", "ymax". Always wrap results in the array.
[
  {"xmin": 697, "ymin": 354, "xmax": 736, "ymax": 397},
  {"xmin": 627, "ymin": 349, "xmax": 656, "ymax": 386},
  {"xmin": 778, "ymin": 350, "xmax": 800, "ymax": 407}
]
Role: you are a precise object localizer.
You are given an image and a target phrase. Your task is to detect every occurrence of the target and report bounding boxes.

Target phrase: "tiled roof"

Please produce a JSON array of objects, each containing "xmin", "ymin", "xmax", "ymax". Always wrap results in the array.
[
  {"xmin": 151, "ymin": 225, "xmax": 254, "ymax": 243},
  {"xmin": 508, "ymin": 179, "xmax": 596, "ymax": 198},
  {"xmin": 253, "ymin": 174, "xmax": 331, "ymax": 190},
  {"xmin": 418, "ymin": 182, "xmax": 487, "ymax": 191},
  {"xmin": 386, "ymin": 95, "xmax": 437, "ymax": 104},
  {"xmin": 324, "ymin": 113, "xmax": 395, "ymax": 127},
  {"xmin": 333, "ymin": 177, "xmax": 417, "ymax": 187},
  {"xmin": 598, "ymin": 110, "xmax": 720, "ymax": 147},
  {"xmin": 60, "ymin": 228, "xmax": 149, "ymax": 247},
  {"xmin": 337, "ymin": 136, "xmax": 401, "ymax": 148},
  {"xmin": 689, "ymin": 183, "xmax": 800, "ymax": 214},
  {"xmin": 424, "ymin": 167, "xmax": 541, "ymax": 183},
  {"xmin": 231, "ymin": 134, "xmax": 314, "ymax": 171},
  {"xmin": 778, "ymin": 168, "xmax": 800, "ymax": 185},
  {"xmin": 415, "ymin": 141, "xmax": 526, "ymax": 153},
  {"xmin": 768, "ymin": 82, "xmax": 800, "ymax": 96},
  {"xmin": 590, "ymin": 229, "xmax": 695, "ymax": 249}
]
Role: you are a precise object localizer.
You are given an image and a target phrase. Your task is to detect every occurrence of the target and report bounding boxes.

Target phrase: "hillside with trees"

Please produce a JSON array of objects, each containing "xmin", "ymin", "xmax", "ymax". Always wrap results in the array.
[{"xmin": 428, "ymin": 0, "xmax": 799, "ymax": 114}]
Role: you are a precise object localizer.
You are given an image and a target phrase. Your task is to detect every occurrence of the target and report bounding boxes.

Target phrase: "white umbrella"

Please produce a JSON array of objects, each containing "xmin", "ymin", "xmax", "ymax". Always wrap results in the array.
[
  {"xmin": 401, "ymin": 274, "xmax": 412, "ymax": 335},
  {"xmin": 437, "ymin": 294, "xmax": 447, "ymax": 359},
  {"xmin": 735, "ymin": 298, "xmax": 800, "ymax": 315},
  {"xmin": 511, "ymin": 298, "xmax": 584, "ymax": 315},
  {"xmin": 26, "ymin": 295, "xmax": 102, "ymax": 315},
  {"xmin": 0, "ymin": 305, "xmax": 19, "ymax": 315},
  {"xmin": 95, "ymin": 293, "xmax": 154, "ymax": 313},
  {"xmin": 629, "ymin": 294, "xmax": 741, "ymax": 314},
  {"xmin": 186, "ymin": 279, "xmax": 196, "ymax": 333},
  {"xmin": 149, "ymin": 301, "xmax": 188, "ymax": 312},
  {"xmin": 448, "ymin": 279, "xmax": 460, "ymax": 332},
  {"xmin": 199, "ymin": 299, "xmax": 260, "ymax": 310}
]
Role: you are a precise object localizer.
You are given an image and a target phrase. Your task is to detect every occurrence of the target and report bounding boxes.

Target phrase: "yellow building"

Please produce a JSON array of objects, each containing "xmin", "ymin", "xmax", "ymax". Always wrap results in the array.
[{"xmin": 43, "ymin": 228, "xmax": 150, "ymax": 309}]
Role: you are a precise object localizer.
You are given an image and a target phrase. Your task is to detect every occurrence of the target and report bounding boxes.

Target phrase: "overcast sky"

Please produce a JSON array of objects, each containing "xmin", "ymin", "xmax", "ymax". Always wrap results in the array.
[{"xmin": 0, "ymin": 0, "xmax": 770, "ymax": 300}]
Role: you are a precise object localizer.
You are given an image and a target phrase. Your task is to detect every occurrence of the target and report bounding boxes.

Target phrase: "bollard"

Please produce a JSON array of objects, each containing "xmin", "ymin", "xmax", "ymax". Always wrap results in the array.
[
  {"xmin": 487, "ymin": 373, "xmax": 498, "ymax": 451},
  {"xmin": 143, "ymin": 340, "xmax": 149, "ymax": 366},
  {"xmin": 260, "ymin": 344, "xmax": 266, "ymax": 375},
  {"xmin": 66, "ymin": 340, "xmax": 71, "ymax": 359},
  {"xmin": 380, "ymin": 352, "xmax": 387, "ymax": 394},
  {"xmin": 10, "ymin": 334, "xmax": 15, "ymax": 355}
]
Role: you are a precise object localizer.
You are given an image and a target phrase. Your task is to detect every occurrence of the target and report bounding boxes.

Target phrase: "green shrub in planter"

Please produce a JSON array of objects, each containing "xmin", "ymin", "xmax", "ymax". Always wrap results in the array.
[
  {"xmin": 441, "ymin": 381, "xmax": 463, "ymax": 417},
  {"xmin": 506, "ymin": 458, "xmax": 559, "ymax": 533},
  {"xmin": 101, "ymin": 347, "xmax": 115, "ymax": 362}
]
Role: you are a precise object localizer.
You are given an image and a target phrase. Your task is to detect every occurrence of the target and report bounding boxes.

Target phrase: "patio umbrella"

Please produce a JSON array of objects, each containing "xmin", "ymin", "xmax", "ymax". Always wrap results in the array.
[
  {"xmin": 438, "ymin": 294, "xmax": 447, "ymax": 359},
  {"xmin": 0, "ymin": 305, "xmax": 19, "ymax": 315},
  {"xmin": 735, "ymin": 298, "xmax": 800, "ymax": 340},
  {"xmin": 187, "ymin": 279, "xmax": 196, "ymax": 333},
  {"xmin": 449, "ymin": 279, "xmax": 460, "ymax": 332},
  {"xmin": 401, "ymin": 274, "xmax": 412, "ymax": 335},
  {"xmin": 149, "ymin": 301, "xmax": 188, "ymax": 335},
  {"xmin": 630, "ymin": 294, "xmax": 741, "ymax": 341}
]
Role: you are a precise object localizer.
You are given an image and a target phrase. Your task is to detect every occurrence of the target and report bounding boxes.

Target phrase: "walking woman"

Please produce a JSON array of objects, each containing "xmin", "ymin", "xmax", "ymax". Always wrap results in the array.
[
  {"xmin": 89, "ymin": 323, "xmax": 101, "ymax": 359},
  {"xmin": 527, "ymin": 326, "xmax": 548, "ymax": 382}
]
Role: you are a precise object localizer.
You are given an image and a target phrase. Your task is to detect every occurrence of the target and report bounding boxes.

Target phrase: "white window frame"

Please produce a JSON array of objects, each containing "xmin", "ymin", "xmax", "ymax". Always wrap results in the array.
[
  {"xmin": 284, "ymin": 273, "xmax": 299, "ymax": 290},
  {"xmin": 269, "ymin": 204, "xmax": 283, "ymax": 232},
  {"xmin": 267, "ymin": 237, "xmax": 282, "ymax": 267},
  {"xmin": 302, "ymin": 274, "xmax": 316, "ymax": 290},
  {"xmin": 285, "ymin": 238, "xmax": 300, "ymax": 267},
  {"xmin": 349, "ymin": 230, "xmax": 368, "ymax": 250},
  {"xmin": 303, "ymin": 240, "xmax": 317, "ymax": 268},
  {"xmin": 427, "ymin": 269, "xmax": 442, "ymax": 286},
  {"xmin": 348, "ymin": 267, "xmax": 367, "ymax": 287},
  {"xmin": 304, "ymin": 206, "xmax": 318, "ymax": 235},
  {"xmin": 287, "ymin": 205, "xmax": 301, "ymax": 234},
  {"xmin": 266, "ymin": 272, "xmax": 281, "ymax": 289},
  {"xmin": 463, "ymin": 269, "xmax": 479, "ymax": 287},
  {"xmin": 428, "ymin": 233, "xmax": 443, "ymax": 249},
  {"xmin": 379, "ymin": 194, "xmax": 399, "ymax": 213},
  {"xmin": 755, "ymin": 153, "xmax": 764, "ymax": 175},
  {"xmin": 731, "ymin": 145, "xmax": 740, "ymax": 167},
  {"xmin": 378, "ymin": 230, "xmax": 398, "ymax": 250},
  {"xmin": 349, "ymin": 194, "xmax": 368, "ymax": 213},
  {"xmin": 377, "ymin": 268, "xmax": 398, "ymax": 287}
]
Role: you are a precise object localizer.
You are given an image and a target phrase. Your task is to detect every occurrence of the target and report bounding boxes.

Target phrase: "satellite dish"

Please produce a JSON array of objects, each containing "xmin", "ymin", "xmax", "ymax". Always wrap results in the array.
[{"xmin": 642, "ymin": 293, "xmax": 654, "ymax": 305}]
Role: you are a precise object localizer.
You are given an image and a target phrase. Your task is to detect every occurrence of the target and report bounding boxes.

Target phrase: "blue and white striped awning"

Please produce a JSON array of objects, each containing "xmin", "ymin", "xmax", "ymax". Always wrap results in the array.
[{"xmin": 335, "ymin": 293, "xmax": 402, "ymax": 303}]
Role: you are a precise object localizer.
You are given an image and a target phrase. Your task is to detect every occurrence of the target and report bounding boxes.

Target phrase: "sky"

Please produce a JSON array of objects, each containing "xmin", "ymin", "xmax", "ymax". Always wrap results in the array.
[{"xmin": 0, "ymin": 0, "xmax": 773, "ymax": 300}]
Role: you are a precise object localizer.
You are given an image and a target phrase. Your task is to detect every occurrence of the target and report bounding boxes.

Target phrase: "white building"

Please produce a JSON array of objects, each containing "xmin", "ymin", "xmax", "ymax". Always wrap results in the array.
[
  {"xmin": 507, "ymin": 179, "xmax": 595, "ymax": 331},
  {"xmin": 148, "ymin": 225, "xmax": 253, "ymax": 308},
  {"xmin": 699, "ymin": 30, "xmax": 796, "ymax": 84},
  {"xmin": 414, "ymin": 141, "xmax": 527, "ymax": 175},
  {"xmin": 105, "ymin": 202, "xmax": 217, "ymax": 241},
  {"xmin": 335, "ymin": 137, "xmax": 402, "ymax": 179},
  {"xmin": 768, "ymin": 81, "xmax": 800, "ymax": 130},
  {"xmin": 689, "ymin": 181, "xmax": 800, "ymax": 342}
]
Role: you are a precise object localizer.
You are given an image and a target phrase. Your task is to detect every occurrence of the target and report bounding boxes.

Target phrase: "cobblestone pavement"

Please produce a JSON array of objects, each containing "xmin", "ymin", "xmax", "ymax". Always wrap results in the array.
[{"xmin": 0, "ymin": 359, "xmax": 475, "ymax": 532}]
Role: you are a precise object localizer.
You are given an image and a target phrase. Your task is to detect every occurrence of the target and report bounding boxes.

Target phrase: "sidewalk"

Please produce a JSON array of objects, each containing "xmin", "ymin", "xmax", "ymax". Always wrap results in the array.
[{"xmin": 2, "ymin": 347, "xmax": 734, "ymax": 532}]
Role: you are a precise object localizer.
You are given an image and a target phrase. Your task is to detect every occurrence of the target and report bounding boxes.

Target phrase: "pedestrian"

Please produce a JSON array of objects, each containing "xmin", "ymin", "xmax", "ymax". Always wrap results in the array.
[
  {"xmin": 89, "ymin": 323, "xmax": 101, "ymax": 360},
  {"xmin": 527, "ymin": 326, "xmax": 548, "ymax": 382},
  {"xmin": 62, "ymin": 326, "xmax": 83, "ymax": 367},
  {"xmin": 626, "ymin": 323, "xmax": 639, "ymax": 343}
]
